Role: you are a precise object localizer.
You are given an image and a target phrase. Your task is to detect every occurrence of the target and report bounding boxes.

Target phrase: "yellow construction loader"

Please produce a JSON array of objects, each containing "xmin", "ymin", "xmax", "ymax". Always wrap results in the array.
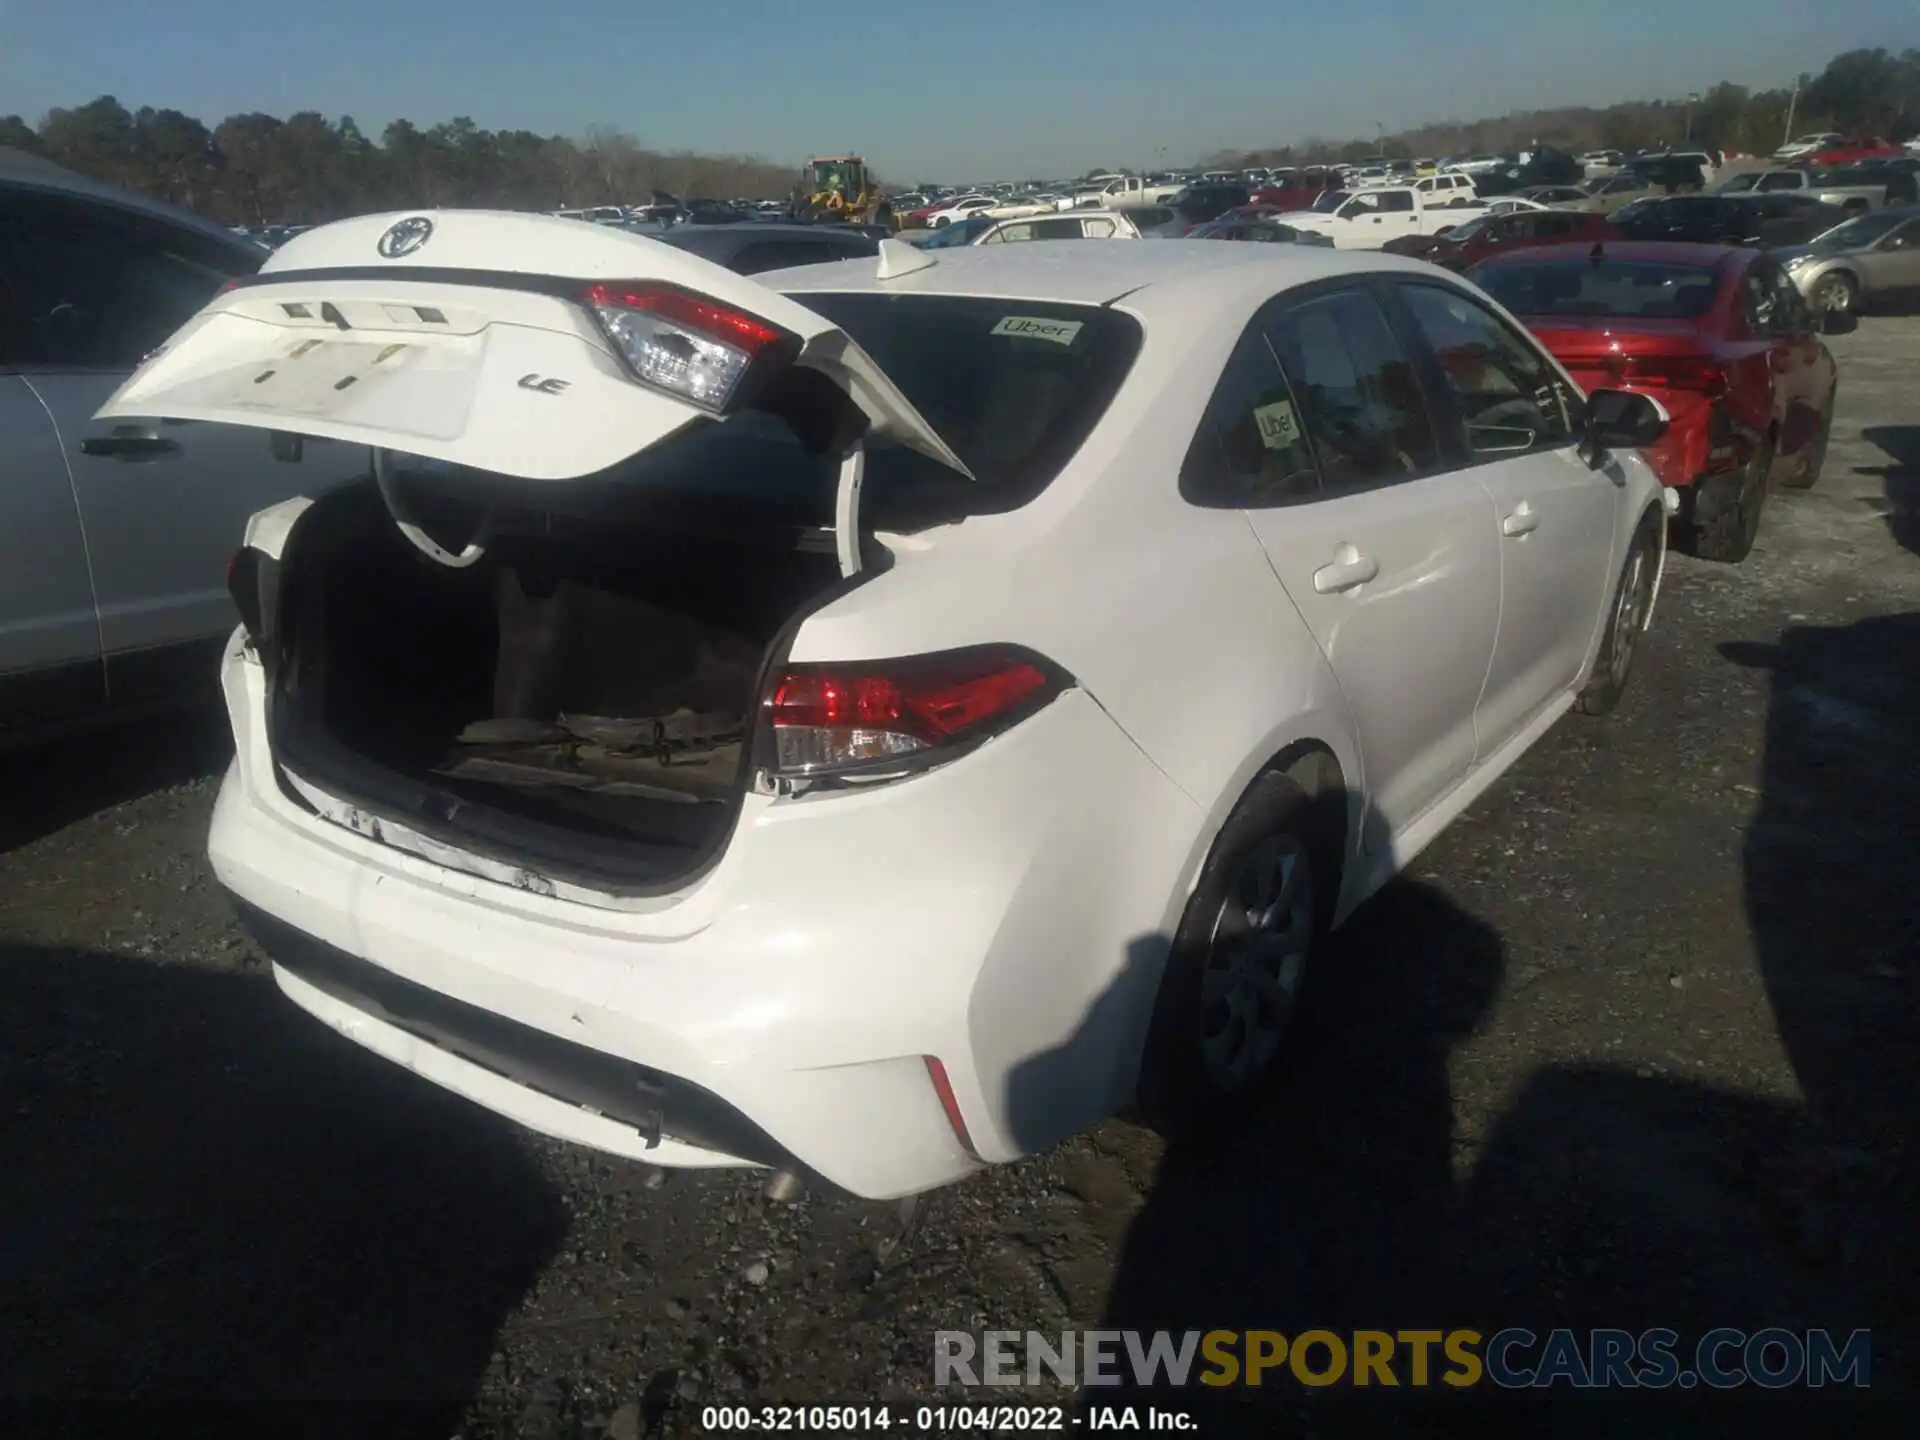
[{"xmin": 793, "ymin": 156, "xmax": 897, "ymax": 230}]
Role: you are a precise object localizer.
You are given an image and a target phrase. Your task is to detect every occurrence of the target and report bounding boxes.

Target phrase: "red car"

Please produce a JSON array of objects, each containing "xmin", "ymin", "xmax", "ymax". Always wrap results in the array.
[
  {"xmin": 1468, "ymin": 241, "xmax": 1850, "ymax": 563},
  {"xmin": 1252, "ymin": 166, "xmax": 1342, "ymax": 212},
  {"xmin": 1800, "ymin": 136, "xmax": 1906, "ymax": 168},
  {"xmin": 1384, "ymin": 208, "xmax": 1617, "ymax": 270}
]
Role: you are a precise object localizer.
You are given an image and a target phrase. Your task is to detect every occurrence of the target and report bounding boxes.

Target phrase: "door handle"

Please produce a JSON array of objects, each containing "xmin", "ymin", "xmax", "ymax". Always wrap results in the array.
[
  {"xmin": 1312, "ymin": 548, "xmax": 1379, "ymax": 594},
  {"xmin": 1501, "ymin": 505, "xmax": 1540, "ymax": 537},
  {"xmin": 80, "ymin": 427, "xmax": 182, "ymax": 461}
]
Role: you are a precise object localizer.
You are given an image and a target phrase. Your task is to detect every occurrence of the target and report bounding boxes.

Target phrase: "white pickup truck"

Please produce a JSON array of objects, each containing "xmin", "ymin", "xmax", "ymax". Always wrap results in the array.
[
  {"xmin": 1274, "ymin": 185, "xmax": 1484, "ymax": 249},
  {"xmin": 1064, "ymin": 175, "xmax": 1186, "ymax": 211}
]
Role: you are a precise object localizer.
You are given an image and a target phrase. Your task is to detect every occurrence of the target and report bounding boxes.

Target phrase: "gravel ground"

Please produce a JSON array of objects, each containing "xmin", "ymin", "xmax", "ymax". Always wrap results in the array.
[{"xmin": 2, "ymin": 319, "xmax": 1917, "ymax": 1439}]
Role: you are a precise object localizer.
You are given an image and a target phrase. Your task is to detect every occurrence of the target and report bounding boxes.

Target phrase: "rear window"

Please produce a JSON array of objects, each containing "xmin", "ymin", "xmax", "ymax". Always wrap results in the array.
[
  {"xmin": 549, "ymin": 295, "xmax": 1142, "ymax": 534},
  {"xmin": 1472, "ymin": 258, "xmax": 1724, "ymax": 320},
  {"xmin": 804, "ymin": 292, "xmax": 1142, "ymax": 500}
]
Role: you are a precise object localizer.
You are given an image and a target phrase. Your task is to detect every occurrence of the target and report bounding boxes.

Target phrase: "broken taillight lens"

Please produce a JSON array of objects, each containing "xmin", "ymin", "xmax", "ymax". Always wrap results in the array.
[
  {"xmin": 584, "ymin": 281, "xmax": 793, "ymax": 412},
  {"xmin": 767, "ymin": 646, "xmax": 1068, "ymax": 778}
]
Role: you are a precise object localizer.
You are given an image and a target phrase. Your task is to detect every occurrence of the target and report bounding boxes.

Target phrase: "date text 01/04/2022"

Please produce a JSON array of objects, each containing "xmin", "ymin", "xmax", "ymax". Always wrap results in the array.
[{"xmin": 698, "ymin": 1404, "xmax": 1198, "ymax": 1431}]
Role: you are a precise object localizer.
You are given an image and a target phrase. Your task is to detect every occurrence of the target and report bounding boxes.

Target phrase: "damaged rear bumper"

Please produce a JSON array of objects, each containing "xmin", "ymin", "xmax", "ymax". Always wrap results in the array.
[
  {"xmin": 210, "ymin": 631, "xmax": 1207, "ymax": 1198},
  {"xmin": 235, "ymin": 901, "xmax": 793, "ymax": 1167}
]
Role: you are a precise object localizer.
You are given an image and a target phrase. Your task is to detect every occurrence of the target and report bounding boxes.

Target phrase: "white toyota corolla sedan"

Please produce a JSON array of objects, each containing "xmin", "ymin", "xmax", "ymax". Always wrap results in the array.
[{"xmin": 98, "ymin": 214, "xmax": 1671, "ymax": 1200}]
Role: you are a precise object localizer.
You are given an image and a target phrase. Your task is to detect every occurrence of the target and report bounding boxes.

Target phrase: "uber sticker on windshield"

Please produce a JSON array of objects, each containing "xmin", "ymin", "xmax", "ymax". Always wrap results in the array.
[
  {"xmin": 1253, "ymin": 399, "xmax": 1302, "ymax": 450},
  {"xmin": 991, "ymin": 315, "xmax": 1084, "ymax": 346}
]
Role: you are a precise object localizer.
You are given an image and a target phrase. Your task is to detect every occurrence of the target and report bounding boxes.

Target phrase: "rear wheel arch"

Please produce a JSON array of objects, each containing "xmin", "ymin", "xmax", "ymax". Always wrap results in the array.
[
  {"xmin": 1271, "ymin": 742, "xmax": 1350, "ymax": 927},
  {"xmin": 1186, "ymin": 741, "xmax": 1351, "ymax": 928},
  {"xmin": 1135, "ymin": 748, "xmax": 1346, "ymax": 1135}
]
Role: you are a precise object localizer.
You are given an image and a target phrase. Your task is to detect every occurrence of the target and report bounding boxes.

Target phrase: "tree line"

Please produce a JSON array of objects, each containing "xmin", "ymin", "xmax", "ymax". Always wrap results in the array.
[
  {"xmin": 0, "ymin": 102, "xmax": 800, "ymax": 226},
  {"xmin": 1200, "ymin": 46, "xmax": 1919, "ymax": 171},
  {"xmin": 2, "ymin": 44, "xmax": 1915, "ymax": 224}
]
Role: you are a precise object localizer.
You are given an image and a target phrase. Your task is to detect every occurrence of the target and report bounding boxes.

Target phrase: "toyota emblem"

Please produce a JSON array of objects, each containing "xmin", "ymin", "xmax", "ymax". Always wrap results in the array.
[{"xmin": 377, "ymin": 216, "xmax": 434, "ymax": 258}]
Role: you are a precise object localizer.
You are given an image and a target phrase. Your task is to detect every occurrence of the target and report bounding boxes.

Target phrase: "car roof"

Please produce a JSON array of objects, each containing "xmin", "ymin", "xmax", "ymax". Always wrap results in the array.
[
  {"xmin": 771, "ymin": 240, "xmax": 1450, "ymax": 323},
  {"xmin": 0, "ymin": 145, "xmax": 262, "ymax": 255}
]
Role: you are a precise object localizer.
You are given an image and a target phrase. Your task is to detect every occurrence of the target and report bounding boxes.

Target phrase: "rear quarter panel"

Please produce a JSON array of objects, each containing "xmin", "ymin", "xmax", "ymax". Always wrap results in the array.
[{"xmin": 790, "ymin": 303, "xmax": 1364, "ymax": 916}]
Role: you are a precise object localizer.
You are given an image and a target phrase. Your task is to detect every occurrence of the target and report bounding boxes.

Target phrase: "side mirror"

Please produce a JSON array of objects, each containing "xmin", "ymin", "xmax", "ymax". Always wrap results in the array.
[
  {"xmin": 1580, "ymin": 388, "xmax": 1667, "ymax": 468},
  {"xmin": 1822, "ymin": 307, "xmax": 1859, "ymax": 335}
]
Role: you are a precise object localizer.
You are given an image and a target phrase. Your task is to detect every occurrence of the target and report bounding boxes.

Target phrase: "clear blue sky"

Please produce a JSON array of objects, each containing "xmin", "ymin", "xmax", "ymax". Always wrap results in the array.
[{"xmin": 0, "ymin": 0, "xmax": 1912, "ymax": 178}]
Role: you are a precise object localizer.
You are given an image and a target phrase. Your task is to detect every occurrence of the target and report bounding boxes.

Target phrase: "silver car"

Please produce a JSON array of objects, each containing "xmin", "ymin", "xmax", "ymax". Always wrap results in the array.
[
  {"xmin": 1778, "ymin": 205, "xmax": 1920, "ymax": 314},
  {"xmin": 1, "ymin": 150, "xmax": 365, "ymax": 746}
]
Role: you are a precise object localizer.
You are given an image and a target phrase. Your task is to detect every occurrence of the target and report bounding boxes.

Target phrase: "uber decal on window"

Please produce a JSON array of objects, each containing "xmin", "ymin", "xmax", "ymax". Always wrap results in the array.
[
  {"xmin": 1253, "ymin": 399, "xmax": 1302, "ymax": 450},
  {"xmin": 991, "ymin": 316, "xmax": 1084, "ymax": 346}
]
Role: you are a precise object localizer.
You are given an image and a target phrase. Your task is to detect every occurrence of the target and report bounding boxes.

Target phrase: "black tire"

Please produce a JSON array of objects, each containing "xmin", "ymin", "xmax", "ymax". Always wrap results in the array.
[
  {"xmin": 1578, "ymin": 508, "xmax": 1662, "ymax": 716},
  {"xmin": 1136, "ymin": 771, "xmax": 1334, "ymax": 1139},
  {"xmin": 1781, "ymin": 387, "xmax": 1835, "ymax": 490},
  {"xmin": 1810, "ymin": 270, "xmax": 1858, "ymax": 316},
  {"xmin": 1687, "ymin": 438, "xmax": 1773, "ymax": 564},
  {"xmin": 932, "ymin": 216, "xmax": 950, "ymax": 230}
]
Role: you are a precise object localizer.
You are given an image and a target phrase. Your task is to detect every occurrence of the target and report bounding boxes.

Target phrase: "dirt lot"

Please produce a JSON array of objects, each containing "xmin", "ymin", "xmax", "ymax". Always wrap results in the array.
[{"xmin": 2, "ymin": 320, "xmax": 1917, "ymax": 1439}]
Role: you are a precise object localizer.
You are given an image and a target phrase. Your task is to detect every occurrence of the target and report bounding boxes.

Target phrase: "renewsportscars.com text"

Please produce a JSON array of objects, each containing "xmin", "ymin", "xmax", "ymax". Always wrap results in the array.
[{"xmin": 934, "ymin": 1327, "xmax": 1871, "ymax": 1390}]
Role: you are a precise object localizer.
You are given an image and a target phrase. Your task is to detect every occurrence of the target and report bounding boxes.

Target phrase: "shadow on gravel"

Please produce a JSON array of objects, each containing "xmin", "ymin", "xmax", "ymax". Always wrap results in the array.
[
  {"xmin": 1090, "ymin": 616, "xmax": 1920, "ymax": 1436},
  {"xmin": 0, "ymin": 942, "xmax": 567, "ymax": 1436},
  {"xmin": 0, "ymin": 710, "xmax": 232, "ymax": 856},
  {"xmin": 1857, "ymin": 425, "xmax": 1920, "ymax": 556}
]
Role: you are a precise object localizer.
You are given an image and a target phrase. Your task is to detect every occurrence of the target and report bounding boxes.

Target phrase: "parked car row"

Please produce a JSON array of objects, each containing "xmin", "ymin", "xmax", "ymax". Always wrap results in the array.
[
  {"xmin": 553, "ymin": 196, "xmax": 792, "ymax": 228},
  {"xmin": 1772, "ymin": 134, "xmax": 1909, "ymax": 168},
  {"xmin": 228, "ymin": 222, "xmax": 313, "ymax": 250}
]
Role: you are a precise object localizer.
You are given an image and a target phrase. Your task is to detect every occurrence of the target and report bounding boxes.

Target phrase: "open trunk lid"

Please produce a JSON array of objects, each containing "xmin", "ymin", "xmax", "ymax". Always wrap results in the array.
[{"xmin": 95, "ymin": 210, "xmax": 973, "ymax": 486}]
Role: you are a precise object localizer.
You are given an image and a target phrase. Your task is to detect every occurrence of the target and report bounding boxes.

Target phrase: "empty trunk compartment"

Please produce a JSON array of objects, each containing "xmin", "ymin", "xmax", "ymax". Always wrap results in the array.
[{"xmin": 265, "ymin": 476, "xmax": 848, "ymax": 892}]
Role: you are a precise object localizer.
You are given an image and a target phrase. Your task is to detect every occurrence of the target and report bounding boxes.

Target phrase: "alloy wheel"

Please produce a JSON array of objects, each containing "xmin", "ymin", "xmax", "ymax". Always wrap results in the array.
[
  {"xmin": 1608, "ymin": 544, "xmax": 1653, "ymax": 687},
  {"xmin": 1199, "ymin": 834, "xmax": 1313, "ymax": 1092}
]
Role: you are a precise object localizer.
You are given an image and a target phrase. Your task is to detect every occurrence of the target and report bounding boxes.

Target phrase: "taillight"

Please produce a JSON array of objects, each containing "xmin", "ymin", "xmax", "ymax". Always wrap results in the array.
[
  {"xmin": 766, "ymin": 645, "xmax": 1068, "ymax": 779},
  {"xmin": 1621, "ymin": 353, "xmax": 1728, "ymax": 396},
  {"xmin": 584, "ymin": 281, "xmax": 794, "ymax": 411}
]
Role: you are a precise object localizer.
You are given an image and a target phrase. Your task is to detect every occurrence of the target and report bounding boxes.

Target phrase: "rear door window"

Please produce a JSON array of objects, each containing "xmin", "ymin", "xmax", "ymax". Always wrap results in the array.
[
  {"xmin": 1179, "ymin": 327, "xmax": 1320, "ymax": 508},
  {"xmin": 1262, "ymin": 287, "xmax": 1440, "ymax": 495}
]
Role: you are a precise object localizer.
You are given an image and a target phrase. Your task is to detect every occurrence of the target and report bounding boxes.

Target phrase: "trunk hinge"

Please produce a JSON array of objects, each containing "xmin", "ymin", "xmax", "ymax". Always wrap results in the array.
[
  {"xmin": 372, "ymin": 448, "xmax": 493, "ymax": 569},
  {"xmin": 833, "ymin": 438, "xmax": 866, "ymax": 579}
]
